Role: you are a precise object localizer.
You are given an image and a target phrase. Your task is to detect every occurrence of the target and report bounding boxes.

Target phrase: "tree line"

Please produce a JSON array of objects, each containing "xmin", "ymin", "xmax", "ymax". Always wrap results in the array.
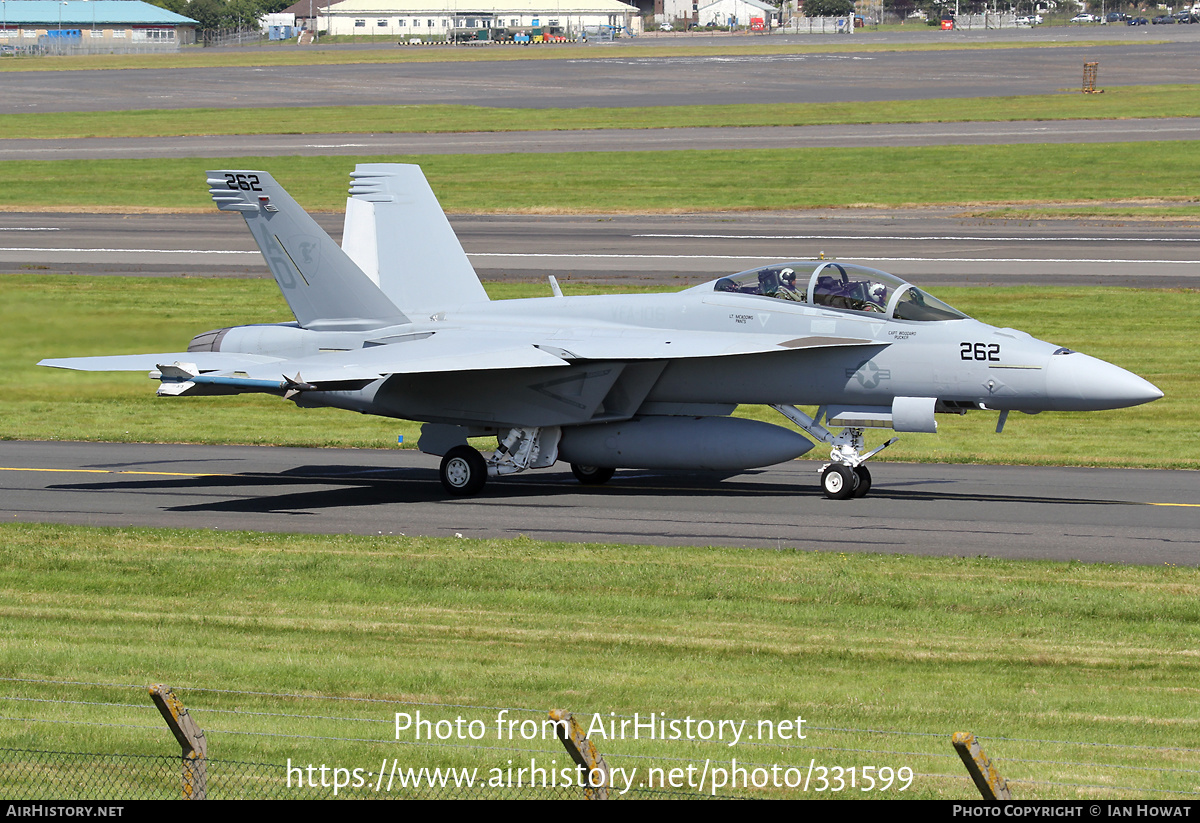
[{"xmin": 148, "ymin": 0, "xmax": 296, "ymax": 32}]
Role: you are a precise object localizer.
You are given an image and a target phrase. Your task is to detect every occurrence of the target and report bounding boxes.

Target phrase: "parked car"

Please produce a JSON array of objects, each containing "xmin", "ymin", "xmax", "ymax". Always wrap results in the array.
[
  {"xmin": 1127, "ymin": 16, "xmax": 1148, "ymax": 24},
  {"xmin": 1016, "ymin": 14, "xmax": 1042, "ymax": 24},
  {"xmin": 1105, "ymin": 12, "xmax": 1127, "ymax": 22},
  {"xmin": 1151, "ymin": 14, "xmax": 1175, "ymax": 23},
  {"xmin": 1174, "ymin": 11, "xmax": 1196, "ymax": 22},
  {"xmin": 1070, "ymin": 12, "xmax": 1098, "ymax": 22}
]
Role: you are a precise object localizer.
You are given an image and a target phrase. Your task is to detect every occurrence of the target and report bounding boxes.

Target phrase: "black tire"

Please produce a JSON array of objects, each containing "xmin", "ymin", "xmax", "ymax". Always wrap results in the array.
[
  {"xmin": 571, "ymin": 464, "xmax": 615, "ymax": 485},
  {"xmin": 820, "ymin": 464, "xmax": 857, "ymax": 500},
  {"xmin": 440, "ymin": 446, "xmax": 488, "ymax": 496},
  {"xmin": 852, "ymin": 465, "xmax": 872, "ymax": 498}
]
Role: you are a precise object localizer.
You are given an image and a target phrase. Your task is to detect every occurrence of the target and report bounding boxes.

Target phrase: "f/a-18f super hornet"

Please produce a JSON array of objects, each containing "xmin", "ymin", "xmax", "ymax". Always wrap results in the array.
[{"xmin": 40, "ymin": 165, "xmax": 1163, "ymax": 499}]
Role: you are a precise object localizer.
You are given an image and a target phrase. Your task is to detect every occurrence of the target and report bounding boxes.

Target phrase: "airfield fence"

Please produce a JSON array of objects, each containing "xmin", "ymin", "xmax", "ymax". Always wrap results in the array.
[
  {"xmin": 33, "ymin": 36, "xmax": 183, "ymax": 56},
  {"xmin": 201, "ymin": 28, "xmax": 264, "ymax": 48},
  {"xmin": 1, "ymin": 677, "xmax": 1197, "ymax": 800},
  {"xmin": 778, "ymin": 12, "xmax": 1015, "ymax": 33}
]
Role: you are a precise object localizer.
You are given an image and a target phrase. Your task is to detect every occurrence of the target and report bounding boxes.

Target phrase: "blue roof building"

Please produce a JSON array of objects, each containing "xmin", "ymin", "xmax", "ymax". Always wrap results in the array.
[{"xmin": 0, "ymin": 1, "xmax": 199, "ymax": 49}]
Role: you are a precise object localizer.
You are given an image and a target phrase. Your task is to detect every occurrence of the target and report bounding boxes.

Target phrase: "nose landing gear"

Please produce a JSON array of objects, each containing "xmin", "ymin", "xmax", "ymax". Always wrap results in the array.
[{"xmin": 771, "ymin": 404, "xmax": 894, "ymax": 500}]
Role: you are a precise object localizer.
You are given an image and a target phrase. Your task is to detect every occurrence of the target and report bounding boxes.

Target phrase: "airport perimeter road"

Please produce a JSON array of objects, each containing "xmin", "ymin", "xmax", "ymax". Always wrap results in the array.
[
  {"xmin": 4, "ymin": 118, "xmax": 1199, "ymax": 160},
  {"xmin": 3, "ymin": 39, "xmax": 1198, "ymax": 114},
  {"xmin": 3, "ymin": 210, "xmax": 1198, "ymax": 288},
  {"xmin": 0, "ymin": 441, "xmax": 1195, "ymax": 566}
]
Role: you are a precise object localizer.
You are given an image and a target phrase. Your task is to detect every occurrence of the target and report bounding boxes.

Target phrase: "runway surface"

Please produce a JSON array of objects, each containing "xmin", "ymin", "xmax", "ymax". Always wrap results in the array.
[
  {"xmin": 1, "ymin": 441, "xmax": 1195, "ymax": 565},
  {"xmin": 4, "ymin": 38, "xmax": 1198, "ymax": 114},
  {"xmin": 4, "ymin": 118, "xmax": 1198, "ymax": 160},
  {"xmin": 3, "ymin": 209, "xmax": 1198, "ymax": 289}
]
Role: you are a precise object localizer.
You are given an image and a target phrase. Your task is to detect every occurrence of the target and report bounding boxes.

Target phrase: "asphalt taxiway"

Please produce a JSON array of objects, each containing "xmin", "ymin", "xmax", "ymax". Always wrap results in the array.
[
  {"xmin": 4, "ymin": 37, "xmax": 1198, "ymax": 113},
  {"xmin": 1, "ymin": 441, "xmax": 1195, "ymax": 565},
  {"xmin": 5, "ymin": 118, "xmax": 1200, "ymax": 160},
  {"xmin": 3, "ymin": 209, "xmax": 1199, "ymax": 289}
]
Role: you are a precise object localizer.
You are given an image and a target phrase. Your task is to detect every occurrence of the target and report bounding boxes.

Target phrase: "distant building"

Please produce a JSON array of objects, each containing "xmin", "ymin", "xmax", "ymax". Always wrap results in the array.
[
  {"xmin": 0, "ymin": 1, "xmax": 198, "ymax": 48},
  {"xmin": 281, "ymin": 0, "xmax": 346, "ymax": 32},
  {"xmin": 313, "ymin": 0, "xmax": 638, "ymax": 39},
  {"xmin": 695, "ymin": 0, "xmax": 777, "ymax": 26}
]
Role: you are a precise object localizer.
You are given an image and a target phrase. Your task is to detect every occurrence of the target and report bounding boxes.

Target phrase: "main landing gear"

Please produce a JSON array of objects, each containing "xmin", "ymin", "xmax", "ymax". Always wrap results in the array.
[
  {"xmin": 771, "ymin": 404, "xmax": 895, "ymax": 501},
  {"xmin": 570, "ymin": 464, "xmax": 615, "ymax": 485},
  {"xmin": 438, "ymin": 427, "xmax": 564, "ymax": 496}
]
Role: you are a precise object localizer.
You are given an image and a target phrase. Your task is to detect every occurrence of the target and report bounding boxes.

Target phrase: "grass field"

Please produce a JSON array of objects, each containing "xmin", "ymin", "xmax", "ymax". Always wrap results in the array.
[
  {"xmin": 1, "ymin": 523, "xmax": 1197, "ymax": 799},
  {"xmin": 5, "ymin": 275, "xmax": 1193, "ymax": 469},
  {"xmin": 5, "ymin": 142, "xmax": 1200, "ymax": 214},
  {"xmin": 3, "ymin": 85, "xmax": 1196, "ymax": 140}
]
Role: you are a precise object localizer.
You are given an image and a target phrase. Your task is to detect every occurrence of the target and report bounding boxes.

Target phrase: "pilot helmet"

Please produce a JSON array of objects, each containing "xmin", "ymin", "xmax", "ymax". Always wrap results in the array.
[
  {"xmin": 869, "ymin": 283, "xmax": 887, "ymax": 303},
  {"xmin": 780, "ymin": 267, "xmax": 796, "ymax": 286}
]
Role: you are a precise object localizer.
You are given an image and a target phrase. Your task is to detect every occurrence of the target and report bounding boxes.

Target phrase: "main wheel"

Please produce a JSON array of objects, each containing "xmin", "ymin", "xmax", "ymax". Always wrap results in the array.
[
  {"xmin": 571, "ymin": 464, "xmax": 615, "ymax": 485},
  {"xmin": 852, "ymin": 465, "xmax": 872, "ymax": 498},
  {"xmin": 440, "ymin": 446, "xmax": 488, "ymax": 496},
  {"xmin": 820, "ymin": 464, "xmax": 857, "ymax": 500}
]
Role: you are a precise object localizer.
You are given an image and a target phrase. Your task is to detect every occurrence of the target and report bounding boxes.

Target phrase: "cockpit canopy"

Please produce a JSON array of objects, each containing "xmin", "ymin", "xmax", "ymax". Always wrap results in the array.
[{"xmin": 711, "ymin": 262, "xmax": 967, "ymax": 322}]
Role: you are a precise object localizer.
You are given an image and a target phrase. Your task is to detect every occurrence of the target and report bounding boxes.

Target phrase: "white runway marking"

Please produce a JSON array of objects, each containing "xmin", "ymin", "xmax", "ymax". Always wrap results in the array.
[
  {"xmin": 4, "ymin": 247, "xmax": 1196, "ymax": 266},
  {"xmin": 635, "ymin": 233, "xmax": 1200, "ymax": 243},
  {"xmin": 467, "ymin": 252, "xmax": 1200, "ymax": 265},
  {"xmin": 0, "ymin": 247, "xmax": 259, "ymax": 255}
]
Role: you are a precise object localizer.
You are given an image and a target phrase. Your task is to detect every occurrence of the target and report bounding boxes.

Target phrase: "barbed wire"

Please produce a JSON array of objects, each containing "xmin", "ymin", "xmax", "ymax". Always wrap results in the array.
[
  {"xmin": 3, "ymin": 674, "xmax": 1195, "ymax": 798},
  {"xmin": 1008, "ymin": 776, "xmax": 1200, "ymax": 798}
]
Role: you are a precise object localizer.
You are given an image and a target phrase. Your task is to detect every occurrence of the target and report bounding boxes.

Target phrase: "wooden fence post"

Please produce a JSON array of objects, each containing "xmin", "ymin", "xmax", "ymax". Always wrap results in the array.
[
  {"xmin": 149, "ymin": 684, "xmax": 208, "ymax": 800},
  {"xmin": 549, "ymin": 709, "xmax": 610, "ymax": 799},
  {"xmin": 952, "ymin": 731, "xmax": 1011, "ymax": 800}
]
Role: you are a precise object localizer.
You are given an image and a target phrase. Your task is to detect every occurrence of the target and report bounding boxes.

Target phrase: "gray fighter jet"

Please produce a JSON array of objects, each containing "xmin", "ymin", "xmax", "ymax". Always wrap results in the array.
[{"xmin": 40, "ymin": 164, "xmax": 1163, "ymax": 499}]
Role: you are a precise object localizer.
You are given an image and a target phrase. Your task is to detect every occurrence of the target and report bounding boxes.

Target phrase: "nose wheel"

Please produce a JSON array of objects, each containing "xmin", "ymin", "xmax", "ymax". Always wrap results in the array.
[
  {"xmin": 851, "ymin": 465, "xmax": 871, "ymax": 497},
  {"xmin": 820, "ymin": 464, "xmax": 872, "ymax": 500}
]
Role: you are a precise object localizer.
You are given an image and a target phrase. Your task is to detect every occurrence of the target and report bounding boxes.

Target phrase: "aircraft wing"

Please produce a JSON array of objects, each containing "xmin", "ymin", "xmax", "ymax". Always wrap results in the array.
[
  {"xmin": 231, "ymin": 333, "xmax": 570, "ymax": 383},
  {"xmin": 39, "ymin": 333, "xmax": 571, "ymax": 393},
  {"xmin": 38, "ymin": 352, "xmax": 285, "ymax": 373},
  {"xmin": 38, "ymin": 329, "xmax": 882, "ymax": 399},
  {"xmin": 225, "ymin": 327, "xmax": 881, "ymax": 382},
  {"xmin": 537, "ymin": 329, "xmax": 883, "ymax": 360}
]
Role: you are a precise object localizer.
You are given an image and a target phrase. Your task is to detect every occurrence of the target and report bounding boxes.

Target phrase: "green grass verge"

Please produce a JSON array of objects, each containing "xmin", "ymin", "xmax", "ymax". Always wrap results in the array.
[
  {"xmin": 969, "ymin": 205, "xmax": 1200, "ymax": 220},
  {"xmin": 0, "ymin": 37, "xmax": 1146, "ymax": 72},
  {"xmin": 5, "ymin": 142, "xmax": 1200, "ymax": 214},
  {"xmin": 4, "ymin": 85, "xmax": 1197, "ymax": 140},
  {"xmin": 1, "ymin": 523, "xmax": 1197, "ymax": 798},
  {"xmin": 5, "ymin": 275, "xmax": 1193, "ymax": 469}
]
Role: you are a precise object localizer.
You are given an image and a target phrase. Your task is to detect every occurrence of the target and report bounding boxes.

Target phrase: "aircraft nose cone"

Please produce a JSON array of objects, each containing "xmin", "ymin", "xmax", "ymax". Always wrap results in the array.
[{"xmin": 1044, "ymin": 353, "xmax": 1163, "ymax": 411}]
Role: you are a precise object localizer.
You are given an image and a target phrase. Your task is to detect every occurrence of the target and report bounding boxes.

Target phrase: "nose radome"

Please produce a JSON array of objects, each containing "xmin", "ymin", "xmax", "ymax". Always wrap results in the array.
[{"xmin": 1044, "ymin": 352, "xmax": 1163, "ymax": 411}]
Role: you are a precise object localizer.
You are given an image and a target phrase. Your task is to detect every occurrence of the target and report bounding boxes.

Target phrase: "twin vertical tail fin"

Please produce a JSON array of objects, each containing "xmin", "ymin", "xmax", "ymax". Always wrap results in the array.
[
  {"xmin": 207, "ymin": 170, "xmax": 409, "ymax": 332},
  {"xmin": 341, "ymin": 164, "xmax": 490, "ymax": 314}
]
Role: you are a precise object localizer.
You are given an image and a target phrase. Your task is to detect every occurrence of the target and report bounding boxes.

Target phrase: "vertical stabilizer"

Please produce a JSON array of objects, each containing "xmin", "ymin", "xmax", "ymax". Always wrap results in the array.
[
  {"xmin": 342, "ymin": 164, "xmax": 489, "ymax": 314},
  {"xmin": 208, "ymin": 170, "xmax": 409, "ymax": 331}
]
